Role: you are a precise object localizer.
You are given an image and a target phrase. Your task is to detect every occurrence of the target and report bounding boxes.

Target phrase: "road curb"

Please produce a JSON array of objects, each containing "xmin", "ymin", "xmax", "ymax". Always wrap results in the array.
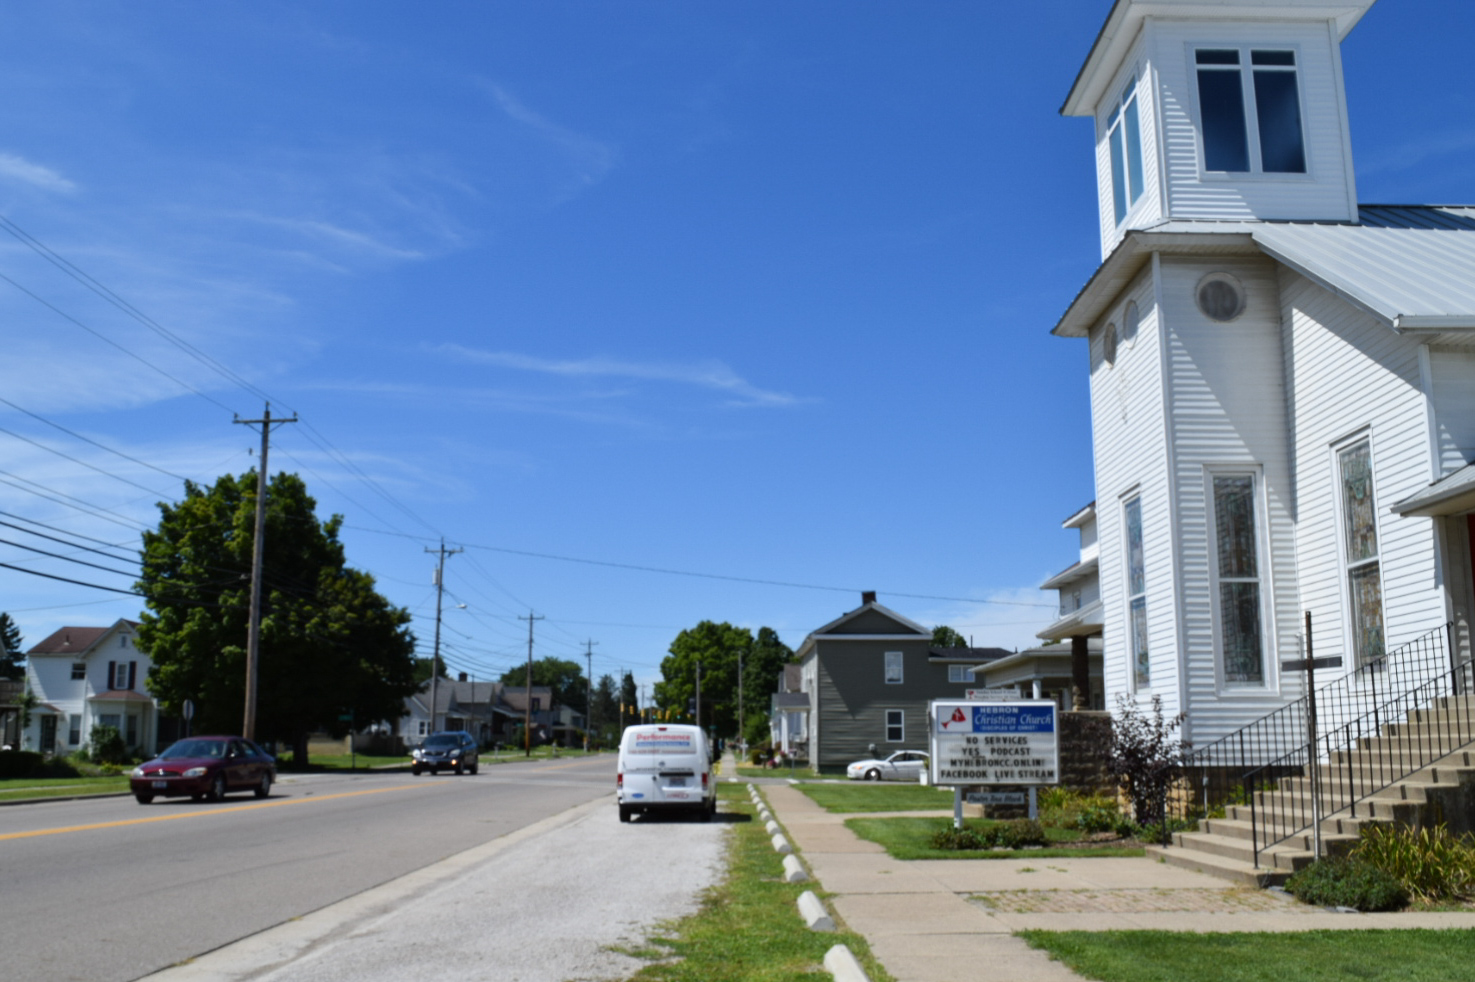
[
  {"xmin": 824, "ymin": 944, "xmax": 871, "ymax": 982},
  {"xmin": 0, "ymin": 790, "xmax": 133, "ymax": 807},
  {"xmin": 797, "ymin": 890, "xmax": 835, "ymax": 932}
]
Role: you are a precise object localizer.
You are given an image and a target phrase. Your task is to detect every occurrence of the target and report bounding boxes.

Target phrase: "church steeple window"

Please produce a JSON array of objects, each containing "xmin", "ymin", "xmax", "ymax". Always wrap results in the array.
[
  {"xmin": 1195, "ymin": 48, "xmax": 1306, "ymax": 175},
  {"xmin": 1107, "ymin": 75, "xmax": 1145, "ymax": 224}
]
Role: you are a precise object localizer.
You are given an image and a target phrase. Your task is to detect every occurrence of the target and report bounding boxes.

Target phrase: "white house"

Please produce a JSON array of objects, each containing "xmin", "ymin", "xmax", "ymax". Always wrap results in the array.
[
  {"xmin": 1036, "ymin": 501, "xmax": 1105, "ymax": 708},
  {"xmin": 22, "ymin": 619, "xmax": 160, "ymax": 756},
  {"xmin": 1055, "ymin": 0, "xmax": 1475, "ymax": 746}
]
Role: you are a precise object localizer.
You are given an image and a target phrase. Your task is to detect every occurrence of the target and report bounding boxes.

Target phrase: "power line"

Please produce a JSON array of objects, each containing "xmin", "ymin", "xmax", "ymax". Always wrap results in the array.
[
  {"xmin": 0, "ymin": 470, "xmax": 150, "ymax": 531},
  {"xmin": 0, "ymin": 424, "xmax": 172, "ymax": 498},
  {"xmin": 0, "ymin": 396, "xmax": 190, "ymax": 482},
  {"xmin": 0, "ymin": 537, "xmax": 139, "ymax": 579}
]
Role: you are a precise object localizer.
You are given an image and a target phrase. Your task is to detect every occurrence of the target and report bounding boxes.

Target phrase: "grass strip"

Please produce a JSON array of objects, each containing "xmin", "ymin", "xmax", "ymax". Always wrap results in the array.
[
  {"xmin": 0, "ymin": 776, "xmax": 131, "ymax": 801},
  {"xmin": 846, "ymin": 816, "xmax": 1143, "ymax": 860},
  {"xmin": 1019, "ymin": 929, "xmax": 1475, "ymax": 982},
  {"xmin": 626, "ymin": 785, "xmax": 893, "ymax": 982},
  {"xmin": 795, "ymin": 782, "xmax": 955, "ymax": 813}
]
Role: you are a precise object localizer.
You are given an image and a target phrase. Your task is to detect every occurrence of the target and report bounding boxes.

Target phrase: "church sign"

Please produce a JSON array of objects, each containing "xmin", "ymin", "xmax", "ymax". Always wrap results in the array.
[{"xmin": 928, "ymin": 700, "xmax": 1059, "ymax": 787}]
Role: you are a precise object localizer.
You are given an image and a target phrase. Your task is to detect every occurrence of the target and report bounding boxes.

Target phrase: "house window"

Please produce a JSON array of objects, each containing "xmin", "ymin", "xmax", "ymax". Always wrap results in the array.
[
  {"xmin": 119, "ymin": 635, "xmax": 128, "ymax": 648},
  {"xmin": 99, "ymin": 713, "xmax": 121, "ymax": 733},
  {"xmin": 1124, "ymin": 496, "xmax": 1150, "ymax": 687},
  {"xmin": 948, "ymin": 665, "xmax": 975, "ymax": 683},
  {"xmin": 885, "ymin": 710, "xmax": 904, "ymax": 743},
  {"xmin": 71, "ymin": 662, "xmax": 86, "ymax": 680},
  {"xmin": 1195, "ymin": 48, "xmax": 1305, "ymax": 174},
  {"xmin": 1213, "ymin": 474, "xmax": 1264, "ymax": 683},
  {"xmin": 417, "ymin": 720, "xmax": 427, "ymax": 737},
  {"xmin": 68, "ymin": 715, "xmax": 81, "ymax": 746},
  {"xmin": 1339, "ymin": 440, "xmax": 1384, "ymax": 663},
  {"xmin": 1107, "ymin": 73, "xmax": 1146, "ymax": 224},
  {"xmin": 884, "ymin": 652, "xmax": 903, "ymax": 685},
  {"xmin": 530, "ymin": 697, "xmax": 541, "ymax": 712},
  {"xmin": 113, "ymin": 662, "xmax": 131, "ymax": 690}
]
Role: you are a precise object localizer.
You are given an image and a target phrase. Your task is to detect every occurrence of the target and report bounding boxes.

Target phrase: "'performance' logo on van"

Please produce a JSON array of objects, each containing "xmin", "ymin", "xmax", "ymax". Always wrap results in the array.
[{"xmin": 629, "ymin": 732, "xmax": 694, "ymax": 753}]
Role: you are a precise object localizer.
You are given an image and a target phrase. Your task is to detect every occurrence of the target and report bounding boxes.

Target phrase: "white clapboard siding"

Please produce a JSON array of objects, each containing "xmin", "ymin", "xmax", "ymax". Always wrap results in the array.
[
  {"xmin": 1090, "ymin": 267, "xmax": 1181, "ymax": 715},
  {"xmin": 1158, "ymin": 256, "xmax": 1300, "ymax": 744},
  {"xmin": 1280, "ymin": 271, "xmax": 1446, "ymax": 670},
  {"xmin": 1148, "ymin": 19, "xmax": 1356, "ymax": 224},
  {"xmin": 1428, "ymin": 345, "xmax": 1475, "ymax": 476}
]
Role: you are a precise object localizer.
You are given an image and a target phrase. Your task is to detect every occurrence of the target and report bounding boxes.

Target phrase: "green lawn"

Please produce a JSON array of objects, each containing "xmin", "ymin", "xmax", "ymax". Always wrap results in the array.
[
  {"xmin": 794, "ymin": 782, "xmax": 955, "ymax": 813},
  {"xmin": 280, "ymin": 746, "xmax": 604, "ymax": 771},
  {"xmin": 845, "ymin": 816, "xmax": 1144, "ymax": 861},
  {"xmin": 0, "ymin": 776, "xmax": 131, "ymax": 801},
  {"xmin": 624, "ymin": 785, "xmax": 892, "ymax": 982},
  {"xmin": 734, "ymin": 764, "xmax": 815, "ymax": 779},
  {"xmin": 1020, "ymin": 929, "xmax": 1475, "ymax": 982}
]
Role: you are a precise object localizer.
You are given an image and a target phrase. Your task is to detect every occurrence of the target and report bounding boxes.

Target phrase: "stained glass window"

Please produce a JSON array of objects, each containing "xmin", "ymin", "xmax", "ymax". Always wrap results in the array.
[
  {"xmin": 1125, "ymin": 497, "xmax": 1149, "ymax": 687},
  {"xmin": 1214, "ymin": 475, "xmax": 1263, "ymax": 683},
  {"xmin": 1339, "ymin": 440, "xmax": 1384, "ymax": 663}
]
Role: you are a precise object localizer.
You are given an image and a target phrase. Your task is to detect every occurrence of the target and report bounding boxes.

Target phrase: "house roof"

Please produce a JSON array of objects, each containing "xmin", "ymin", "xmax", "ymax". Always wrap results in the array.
[
  {"xmin": 27, "ymin": 620, "xmax": 140, "ymax": 655},
  {"xmin": 1053, "ymin": 207, "xmax": 1475, "ymax": 338},
  {"xmin": 1392, "ymin": 462, "xmax": 1475, "ymax": 518},
  {"xmin": 780, "ymin": 664, "xmax": 802, "ymax": 693},
  {"xmin": 89, "ymin": 689, "xmax": 154, "ymax": 704},
  {"xmin": 772, "ymin": 692, "xmax": 809, "ymax": 710},
  {"xmin": 1041, "ymin": 556, "xmax": 1098, "ymax": 591},
  {"xmin": 1061, "ymin": 0, "xmax": 1374, "ymax": 118},
  {"xmin": 928, "ymin": 646, "xmax": 1012, "ymax": 663},
  {"xmin": 1036, "ymin": 599, "xmax": 1106, "ymax": 643},
  {"xmin": 795, "ymin": 597, "xmax": 930, "ymax": 660}
]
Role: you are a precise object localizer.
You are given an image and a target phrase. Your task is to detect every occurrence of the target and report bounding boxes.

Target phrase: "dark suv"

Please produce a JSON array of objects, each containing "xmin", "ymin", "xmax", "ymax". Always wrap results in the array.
[{"xmin": 411, "ymin": 730, "xmax": 479, "ymax": 775}]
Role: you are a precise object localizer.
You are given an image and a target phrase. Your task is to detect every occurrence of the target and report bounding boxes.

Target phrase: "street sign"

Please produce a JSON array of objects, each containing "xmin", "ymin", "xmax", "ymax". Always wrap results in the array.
[
  {"xmin": 929, "ymin": 700, "xmax": 1059, "ymax": 787},
  {"xmin": 182, "ymin": 699, "xmax": 194, "ymax": 721},
  {"xmin": 966, "ymin": 792, "xmax": 1026, "ymax": 805},
  {"xmin": 1281, "ymin": 656, "xmax": 1342, "ymax": 673},
  {"xmin": 965, "ymin": 687, "xmax": 1021, "ymax": 701}
]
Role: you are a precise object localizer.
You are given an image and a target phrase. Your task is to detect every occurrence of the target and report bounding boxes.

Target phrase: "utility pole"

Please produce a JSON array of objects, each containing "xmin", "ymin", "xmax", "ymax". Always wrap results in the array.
[
  {"xmin": 618, "ymin": 667, "xmax": 625, "ymax": 733},
  {"xmin": 426, "ymin": 540, "xmax": 462, "ymax": 739},
  {"xmin": 519, "ymin": 611, "xmax": 544, "ymax": 756},
  {"xmin": 233, "ymin": 403, "xmax": 296, "ymax": 743},
  {"xmin": 640, "ymin": 683, "xmax": 646, "ymax": 724},
  {"xmin": 695, "ymin": 660, "xmax": 702, "ymax": 730},
  {"xmin": 583, "ymin": 638, "xmax": 598, "ymax": 751},
  {"xmin": 738, "ymin": 644, "xmax": 745, "ymax": 754}
]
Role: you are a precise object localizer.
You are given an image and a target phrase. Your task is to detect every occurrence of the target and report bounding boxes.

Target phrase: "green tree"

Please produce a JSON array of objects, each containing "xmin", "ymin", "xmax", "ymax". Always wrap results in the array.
[
  {"xmin": 0, "ymin": 612, "xmax": 23, "ymax": 681},
  {"xmin": 135, "ymin": 470, "xmax": 419, "ymax": 766},
  {"xmin": 932, "ymin": 625, "xmax": 969, "ymax": 648},
  {"xmin": 742, "ymin": 626, "xmax": 794, "ymax": 743},
  {"xmin": 499, "ymin": 656, "xmax": 588, "ymax": 714},
  {"xmin": 655, "ymin": 621, "xmax": 753, "ymax": 738},
  {"xmin": 413, "ymin": 654, "xmax": 448, "ymax": 686},
  {"xmin": 620, "ymin": 671, "xmax": 637, "ymax": 722},
  {"xmin": 590, "ymin": 673, "xmax": 618, "ymax": 743}
]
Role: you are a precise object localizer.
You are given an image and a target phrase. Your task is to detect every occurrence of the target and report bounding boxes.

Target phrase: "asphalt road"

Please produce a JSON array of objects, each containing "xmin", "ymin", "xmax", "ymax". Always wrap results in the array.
[{"xmin": 1, "ymin": 755, "xmax": 617, "ymax": 982}]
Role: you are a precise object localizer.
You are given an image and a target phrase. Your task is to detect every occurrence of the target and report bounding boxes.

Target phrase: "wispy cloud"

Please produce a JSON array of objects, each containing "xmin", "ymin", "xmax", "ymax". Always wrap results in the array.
[
  {"xmin": 483, "ymin": 83, "xmax": 617, "ymax": 196},
  {"xmin": 1358, "ymin": 126, "xmax": 1475, "ymax": 179},
  {"xmin": 436, "ymin": 345, "xmax": 803, "ymax": 408},
  {"xmin": 0, "ymin": 152, "xmax": 77, "ymax": 193}
]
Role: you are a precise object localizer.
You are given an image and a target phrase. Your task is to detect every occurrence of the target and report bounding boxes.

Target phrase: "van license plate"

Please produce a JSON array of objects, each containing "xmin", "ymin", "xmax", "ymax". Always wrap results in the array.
[
  {"xmin": 668, "ymin": 777, "xmax": 687, "ymax": 787},
  {"xmin": 152, "ymin": 780, "xmax": 168, "ymax": 789}
]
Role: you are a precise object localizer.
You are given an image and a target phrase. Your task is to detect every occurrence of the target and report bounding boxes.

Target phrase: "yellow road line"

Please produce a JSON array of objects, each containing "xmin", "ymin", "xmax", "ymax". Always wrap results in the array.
[{"xmin": 0, "ymin": 782, "xmax": 443, "ymax": 842}]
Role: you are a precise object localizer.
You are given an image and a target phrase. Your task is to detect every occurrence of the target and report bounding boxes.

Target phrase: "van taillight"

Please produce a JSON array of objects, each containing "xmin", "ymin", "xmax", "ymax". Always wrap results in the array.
[
  {"xmin": 617, "ymin": 772, "xmax": 623, "ymax": 787},
  {"xmin": 702, "ymin": 772, "xmax": 708, "ymax": 789}
]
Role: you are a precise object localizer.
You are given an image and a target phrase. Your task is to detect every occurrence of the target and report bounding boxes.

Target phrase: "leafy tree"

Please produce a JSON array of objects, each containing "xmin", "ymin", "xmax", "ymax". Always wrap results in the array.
[
  {"xmin": 1107, "ymin": 694, "xmax": 1189, "ymax": 830},
  {"xmin": 590, "ymin": 673, "xmax": 618, "ymax": 743},
  {"xmin": 0, "ymin": 612, "xmax": 23, "ymax": 680},
  {"xmin": 931, "ymin": 625, "xmax": 969, "ymax": 648},
  {"xmin": 499, "ymin": 656, "xmax": 587, "ymax": 714},
  {"xmin": 620, "ymin": 671, "xmax": 637, "ymax": 721},
  {"xmin": 413, "ymin": 655, "xmax": 448, "ymax": 686},
  {"xmin": 655, "ymin": 621, "xmax": 748, "ymax": 738},
  {"xmin": 135, "ymin": 470, "xmax": 419, "ymax": 766},
  {"xmin": 742, "ymin": 626, "xmax": 794, "ymax": 742}
]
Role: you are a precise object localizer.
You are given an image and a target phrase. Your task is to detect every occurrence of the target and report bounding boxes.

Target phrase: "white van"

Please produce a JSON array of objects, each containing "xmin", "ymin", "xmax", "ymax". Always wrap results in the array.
[{"xmin": 616, "ymin": 724, "xmax": 716, "ymax": 822}]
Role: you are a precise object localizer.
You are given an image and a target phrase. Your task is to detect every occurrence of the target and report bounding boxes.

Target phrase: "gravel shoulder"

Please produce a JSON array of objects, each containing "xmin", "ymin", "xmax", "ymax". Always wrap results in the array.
[{"xmin": 145, "ymin": 793, "xmax": 726, "ymax": 982}]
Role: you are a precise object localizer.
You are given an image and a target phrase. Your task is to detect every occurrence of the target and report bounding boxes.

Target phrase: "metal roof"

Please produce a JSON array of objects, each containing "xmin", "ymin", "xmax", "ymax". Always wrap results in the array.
[
  {"xmin": 1053, "ymin": 206, "xmax": 1475, "ymax": 338},
  {"xmin": 1392, "ymin": 463, "xmax": 1475, "ymax": 518}
]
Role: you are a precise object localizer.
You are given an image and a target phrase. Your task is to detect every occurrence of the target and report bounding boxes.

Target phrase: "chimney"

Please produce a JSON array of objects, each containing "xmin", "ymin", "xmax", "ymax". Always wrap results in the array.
[
  {"xmin": 458, "ymin": 672, "xmax": 468, "ymax": 682},
  {"xmin": 861, "ymin": 591, "xmax": 877, "ymax": 605}
]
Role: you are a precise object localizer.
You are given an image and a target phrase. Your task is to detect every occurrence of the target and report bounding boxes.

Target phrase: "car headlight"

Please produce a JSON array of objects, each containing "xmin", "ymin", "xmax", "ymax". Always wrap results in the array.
[
  {"xmin": 130, "ymin": 767, "xmax": 144, "ymax": 778},
  {"xmin": 184, "ymin": 767, "xmax": 207, "ymax": 778}
]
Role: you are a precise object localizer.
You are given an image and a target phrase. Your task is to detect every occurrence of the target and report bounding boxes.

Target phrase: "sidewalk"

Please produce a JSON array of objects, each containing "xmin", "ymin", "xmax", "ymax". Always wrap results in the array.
[{"xmin": 749, "ymin": 770, "xmax": 1475, "ymax": 982}]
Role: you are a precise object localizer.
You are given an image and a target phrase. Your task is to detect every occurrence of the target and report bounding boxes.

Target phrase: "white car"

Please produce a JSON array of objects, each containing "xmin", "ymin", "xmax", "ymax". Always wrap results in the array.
[{"xmin": 846, "ymin": 750, "xmax": 930, "ymax": 782}]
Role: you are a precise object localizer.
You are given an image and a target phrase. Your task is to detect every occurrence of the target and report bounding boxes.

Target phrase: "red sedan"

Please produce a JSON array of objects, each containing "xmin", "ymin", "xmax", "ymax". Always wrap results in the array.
[{"xmin": 130, "ymin": 736, "xmax": 276, "ymax": 804}]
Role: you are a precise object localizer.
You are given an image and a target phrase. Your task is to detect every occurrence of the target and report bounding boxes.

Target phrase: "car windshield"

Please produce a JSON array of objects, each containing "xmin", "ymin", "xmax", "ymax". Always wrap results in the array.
[
  {"xmin": 160, "ymin": 739, "xmax": 227, "ymax": 759},
  {"xmin": 424, "ymin": 734, "xmax": 460, "ymax": 748}
]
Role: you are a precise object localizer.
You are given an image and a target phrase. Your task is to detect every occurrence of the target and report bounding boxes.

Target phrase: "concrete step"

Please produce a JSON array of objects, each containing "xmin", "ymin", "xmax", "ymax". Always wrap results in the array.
[
  {"xmin": 1145, "ymin": 843, "xmax": 1291, "ymax": 887},
  {"xmin": 1203, "ymin": 813, "xmax": 1377, "ymax": 844}
]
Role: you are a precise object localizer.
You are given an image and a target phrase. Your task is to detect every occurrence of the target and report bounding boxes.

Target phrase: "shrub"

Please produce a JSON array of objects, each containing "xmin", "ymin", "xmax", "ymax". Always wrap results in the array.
[
  {"xmin": 1351, "ymin": 824, "xmax": 1475, "ymax": 903},
  {"xmin": 0, "ymin": 749, "xmax": 43, "ymax": 778},
  {"xmin": 1106, "ymin": 694, "xmax": 1188, "ymax": 826},
  {"xmin": 1285, "ymin": 856, "xmax": 1407, "ymax": 911},
  {"xmin": 89, "ymin": 724, "xmax": 129, "ymax": 766},
  {"xmin": 928, "ymin": 819, "xmax": 1047, "ymax": 851},
  {"xmin": 1075, "ymin": 798, "xmax": 1120, "ymax": 835}
]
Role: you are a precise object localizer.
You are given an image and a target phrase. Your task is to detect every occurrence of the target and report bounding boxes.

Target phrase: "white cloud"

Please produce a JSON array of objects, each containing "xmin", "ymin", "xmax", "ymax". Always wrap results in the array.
[
  {"xmin": 0, "ymin": 152, "xmax": 77, "ymax": 193},
  {"xmin": 912, "ymin": 586, "xmax": 1061, "ymax": 654},
  {"xmin": 485, "ymin": 83, "xmax": 617, "ymax": 195},
  {"xmin": 437, "ymin": 345, "xmax": 803, "ymax": 409}
]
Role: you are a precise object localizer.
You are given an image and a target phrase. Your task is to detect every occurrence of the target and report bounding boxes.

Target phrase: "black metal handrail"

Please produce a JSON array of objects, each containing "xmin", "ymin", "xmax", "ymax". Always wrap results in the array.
[
  {"xmin": 1245, "ymin": 649, "xmax": 1473, "ymax": 864},
  {"xmin": 1174, "ymin": 623, "xmax": 1460, "ymax": 849}
]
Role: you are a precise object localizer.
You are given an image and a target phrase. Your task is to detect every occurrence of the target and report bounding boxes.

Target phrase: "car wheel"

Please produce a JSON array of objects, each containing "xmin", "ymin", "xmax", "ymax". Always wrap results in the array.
[
  {"xmin": 210, "ymin": 774, "xmax": 227, "ymax": 803},
  {"xmin": 412, "ymin": 764, "xmax": 422, "ymax": 776},
  {"xmin": 134, "ymin": 793, "xmax": 154, "ymax": 805},
  {"xmin": 619, "ymin": 805, "xmax": 632, "ymax": 823},
  {"xmin": 469, "ymin": 762, "xmax": 478, "ymax": 775},
  {"xmin": 254, "ymin": 773, "xmax": 272, "ymax": 799},
  {"xmin": 454, "ymin": 761, "xmax": 463, "ymax": 775},
  {"xmin": 864, "ymin": 768, "xmax": 881, "ymax": 781},
  {"xmin": 190, "ymin": 793, "xmax": 205, "ymax": 802},
  {"xmin": 701, "ymin": 800, "xmax": 714, "ymax": 822}
]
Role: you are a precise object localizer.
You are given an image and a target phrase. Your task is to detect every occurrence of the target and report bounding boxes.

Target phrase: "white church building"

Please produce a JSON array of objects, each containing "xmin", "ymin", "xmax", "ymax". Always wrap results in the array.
[{"xmin": 1054, "ymin": 0, "xmax": 1475, "ymax": 748}]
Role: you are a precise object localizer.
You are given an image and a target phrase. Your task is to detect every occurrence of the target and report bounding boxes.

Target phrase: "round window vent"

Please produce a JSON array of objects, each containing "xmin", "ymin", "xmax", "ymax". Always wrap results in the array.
[
  {"xmin": 1196, "ymin": 272, "xmax": 1245, "ymax": 322},
  {"xmin": 1103, "ymin": 322, "xmax": 1119, "ymax": 366},
  {"xmin": 1121, "ymin": 300, "xmax": 1140, "ymax": 346}
]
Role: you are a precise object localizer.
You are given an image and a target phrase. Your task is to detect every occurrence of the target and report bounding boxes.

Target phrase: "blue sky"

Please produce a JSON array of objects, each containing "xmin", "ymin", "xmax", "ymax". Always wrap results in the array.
[{"xmin": 2, "ymin": 0, "xmax": 1471, "ymax": 700}]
